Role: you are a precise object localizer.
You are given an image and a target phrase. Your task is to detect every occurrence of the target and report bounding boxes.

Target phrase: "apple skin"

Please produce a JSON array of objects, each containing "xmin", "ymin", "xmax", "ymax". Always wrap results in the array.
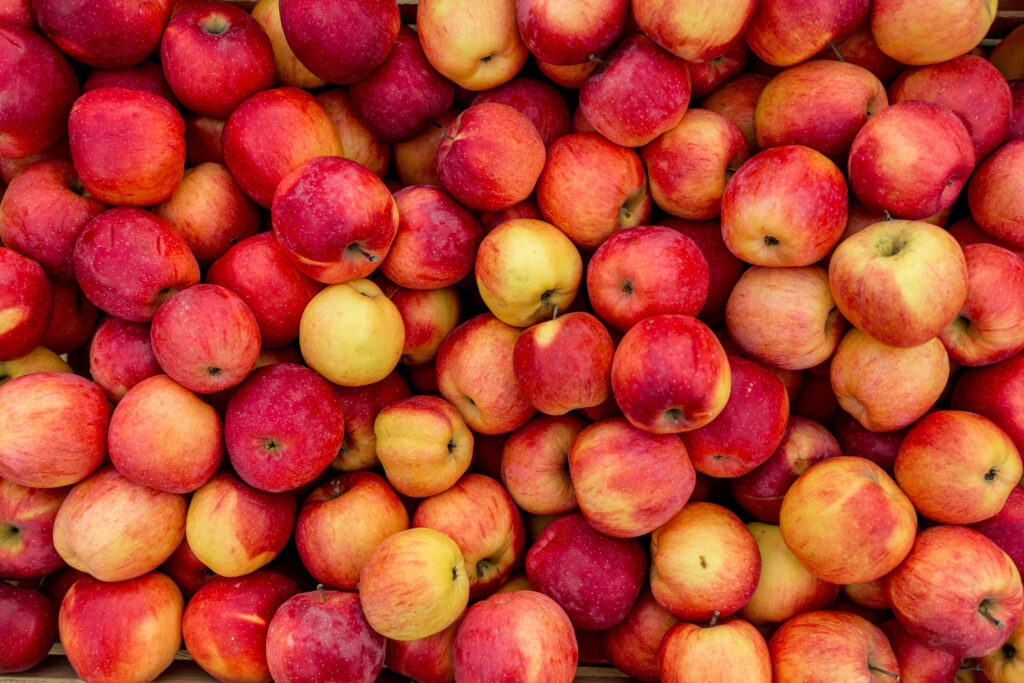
[
  {"xmin": 222, "ymin": 86, "xmax": 344, "ymax": 208},
  {"xmin": 658, "ymin": 617, "xmax": 771, "ymax": 683},
  {"xmin": 453, "ymin": 590, "xmax": 578, "ymax": 683},
  {"xmin": 437, "ymin": 103, "xmax": 546, "ymax": 213},
  {"xmin": 633, "ymin": 0, "xmax": 755, "ymax": 63},
  {"xmin": 721, "ymin": 144, "xmax": 848, "ymax": 267},
  {"xmin": 0, "ymin": 248, "xmax": 53, "ymax": 362},
  {"xmin": 754, "ymin": 60, "xmax": 888, "ymax": 161},
  {"xmin": 828, "ymin": 219, "xmax": 969, "ymax": 348},
  {"xmin": 830, "ymin": 330, "xmax": 950, "ymax": 432},
  {"xmin": 470, "ymin": 77, "xmax": 571, "ymax": 149},
  {"xmin": 969, "ymin": 140, "xmax": 1024, "ymax": 249},
  {"xmin": 226, "ymin": 363, "xmax": 345, "ymax": 494},
  {"xmin": 0, "ymin": 479, "xmax": 67, "ymax": 579},
  {"xmin": 295, "ymin": 471, "xmax": 409, "ymax": 591},
  {"xmin": 278, "ymin": 0, "xmax": 399, "ymax": 85},
  {"xmin": 970, "ymin": 486, "xmax": 1024, "ymax": 577},
  {"xmin": 330, "ymin": 371, "xmax": 411, "ymax": 472},
  {"xmin": 385, "ymin": 615, "xmax": 461, "ymax": 683},
  {"xmin": 599, "ymin": 587, "xmax": 678, "ymax": 682},
  {"xmin": 569, "ymin": 417, "xmax": 696, "ymax": 538},
  {"xmin": 526, "ymin": 512, "xmax": 647, "ymax": 630},
  {"xmin": 879, "ymin": 618, "xmax": 962, "ymax": 683},
  {"xmin": 0, "ymin": 24, "xmax": 78, "ymax": 158},
  {"xmin": 0, "ymin": 159, "xmax": 106, "ymax": 281},
  {"xmin": 744, "ymin": 0, "xmax": 869, "ymax": 67},
  {"xmin": 580, "ymin": 33, "xmax": 692, "ymax": 148},
  {"xmin": 185, "ymin": 472, "xmax": 297, "ymax": 578},
  {"xmin": 68, "ymin": 87, "xmax": 185, "ymax": 207},
  {"xmin": 59, "ymin": 573, "xmax": 183, "ymax": 683},
  {"xmin": 953, "ymin": 352, "xmax": 1024, "ymax": 455},
  {"xmin": 536, "ymin": 132, "xmax": 651, "ymax": 250},
  {"xmin": 384, "ymin": 284, "xmax": 461, "ymax": 366},
  {"xmin": 769, "ymin": 610, "xmax": 900, "ymax": 682},
  {"xmin": 0, "ymin": 583, "xmax": 57, "ymax": 674},
  {"xmin": 108, "ymin": 375, "xmax": 223, "ymax": 494},
  {"xmin": 416, "ymin": 0, "xmax": 528, "ymax": 91},
  {"xmin": 0, "ymin": 372, "xmax": 109, "ymax": 489},
  {"xmin": 72, "ymin": 207, "xmax": 200, "ymax": 323},
  {"xmin": 160, "ymin": 2, "xmax": 275, "ymax": 119},
  {"xmin": 680, "ymin": 355, "xmax": 790, "ymax": 478},
  {"xmin": 501, "ymin": 414, "xmax": 582, "ymax": 515},
  {"xmin": 515, "ymin": 0, "xmax": 627, "ymax": 66},
  {"xmin": 870, "ymin": 0, "xmax": 997, "ymax": 66},
  {"xmin": 358, "ymin": 527, "xmax": 470, "ymax": 641},
  {"xmin": 848, "ymin": 101, "xmax": 975, "ymax": 221},
  {"xmin": 886, "ymin": 525, "xmax": 1024, "ymax": 658},
  {"xmin": 88, "ymin": 316, "xmax": 160, "ymax": 403},
  {"xmin": 315, "ymin": 88, "xmax": 389, "ymax": 178}
]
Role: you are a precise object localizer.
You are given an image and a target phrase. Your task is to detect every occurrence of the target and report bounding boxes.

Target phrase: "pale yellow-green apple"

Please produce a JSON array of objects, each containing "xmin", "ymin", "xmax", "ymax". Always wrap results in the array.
[
  {"xmin": 513, "ymin": 311, "xmax": 613, "ymax": 415},
  {"xmin": 828, "ymin": 219, "xmax": 968, "ymax": 348},
  {"xmin": 250, "ymin": 0, "xmax": 326, "ymax": 88},
  {"xmin": 843, "ymin": 578, "xmax": 891, "ymax": 611},
  {"xmin": 108, "ymin": 375, "xmax": 222, "ymax": 494},
  {"xmin": 659, "ymin": 617, "xmax": 771, "ymax": 683},
  {"xmin": 611, "ymin": 314, "xmax": 731, "ymax": 433},
  {"xmin": 0, "ymin": 583, "xmax": 57, "ymax": 674},
  {"xmin": 650, "ymin": 502, "xmax": 760, "ymax": 621},
  {"xmin": 941, "ymin": 243, "xmax": 1024, "ymax": 366},
  {"xmin": 185, "ymin": 472, "xmax": 296, "ymax": 578},
  {"xmin": 754, "ymin": 60, "xmax": 888, "ymax": 160},
  {"xmin": 151, "ymin": 284, "xmax": 261, "ymax": 394},
  {"xmin": 152, "ymin": 162, "xmax": 260, "ymax": 266},
  {"xmin": 299, "ymin": 278, "xmax": 405, "ymax": 387},
  {"xmin": 295, "ymin": 472, "xmax": 408, "ymax": 591},
  {"xmin": 393, "ymin": 107, "xmax": 458, "ymax": 187},
  {"xmin": 225, "ymin": 363, "xmax": 346, "ymax": 493},
  {"xmin": 374, "ymin": 394, "xmax": 474, "ymax": 498},
  {"xmin": 579, "ymin": 34, "xmax": 691, "ymax": 148},
  {"xmin": 536, "ymin": 132, "xmax": 651, "ymax": 250},
  {"xmin": 525, "ymin": 512, "xmax": 647, "ymax": 630},
  {"xmin": 266, "ymin": 589, "xmax": 386, "ymax": 683},
  {"xmin": 59, "ymin": 573, "xmax": 183, "ymax": 683},
  {"xmin": 780, "ymin": 456, "xmax": 916, "ymax": 584},
  {"xmin": 721, "ymin": 144, "xmax": 848, "ymax": 267},
  {"xmin": 633, "ymin": 0, "xmax": 755, "ymax": 62},
  {"xmin": 889, "ymin": 55, "xmax": 1011, "ymax": 160},
  {"xmin": 599, "ymin": 587, "xmax": 678, "ymax": 681},
  {"xmin": 744, "ymin": 0, "xmax": 869, "ymax": 67},
  {"xmin": 316, "ymin": 88, "xmax": 389, "ymax": 178},
  {"xmin": 769, "ymin": 610, "xmax": 900, "ymax": 681},
  {"xmin": 383, "ymin": 284, "xmax": 461, "ymax": 366},
  {"xmin": 870, "ymin": 0, "xmax": 996, "ymax": 65},
  {"xmin": 642, "ymin": 108, "xmax": 749, "ymax": 220},
  {"xmin": 437, "ymin": 103, "xmax": 546, "ymax": 212},
  {"xmin": 87, "ymin": 317, "xmax": 160, "ymax": 403},
  {"xmin": 0, "ymin": 372, "xmax": 109, "ymax": 488},
  {"xmin": 0, "ymin": 346, "xmax": 71, "ymax": 386},
  {"xmin": 848, "ymin": 101, "xmax": 975, "ymax": 221},
  {"xmin": 730, "ymin": 416, "xmax": 843, "ymax": 523},
  {"xmin": 0, "ymin": 478, "xmax": 67, "ymax": 579},
  {"xmin": 417, "ymin": 0, "xmax": 527, "ymax": 91},
  {"xmin": 383, "ymin": 185, "xmax": 483, "ymax": 290},
  {"xmin": 740, "ymin": 522, "xmax": 839, "ymax": 625},
  {"xmin": 681, "ymin": 356, "xmax": 790, "ymax": 478},
  {"xmin": 879, "ymin": 617, "xmax": 962, "ymax": 682},
  {"xmin": 701, "ymin": 73, "xmax": 770, "ymax": 153},
  {"xmin": 385, "ymin": 615, "xmax": 462, "ymax": 683},
  {"xmin": 500, "ymin": 414, "xmax": 582, "ymax": 515},
  {"xmin": 67, "ymin": 87, "xmax": 184, "ymax": 207},
  {"xmin": 569, "ymin": 417, "xmax": 695, "ymax": 538},
  {"xmin": 725, "ymin": 265, "xmax": 845, "ymax": 371},
  {"xmin": 886, "ymin": 525, "xmax": 1024, "ymax": 658},
  {"xmin": 413, "ymin": 473, "xmax": 525, "ymax": 600},
  {"xmin": 53, "ymin": 466, "xmax": 186, "ymax": 582},
  {"xmin": 515, "ymin": 0, "xmax": 627, "ymax": 65},
  {"xmin": 453, "ymin": 590, "xmax": 578, "ymax": 683},
  {"xmin": 895, "ymin": 411, "xmax": 1022, "ymax": 524},
  {"xmin": 359, "ymin": 527, "xmax": 470, "ymax": 641},
  {"xmin": 982, "ymin": 616, "xmax": 1024, "ymax": 682},
  {"xmin": 222, "ymin": 87, "xmax": 343, "ymax": 208},
  {"xmin": 661, "ymin": 217, "xmax": 746, "ymax": 327},
  {"xmin": 182, "ymin": 570, "xmax": 300, "ymax": 683},
  {"xmin": 830, "ymin": 330, "xmax": 950, "ymax": 432},
  {"xmin": 330, "ymin": 371, "xmax": 410, "ymax": 472},
  {"xmin": 470, "ymin": 76, "xmax": 572, "ymax": 149},
  {"xmin": 969, "ymin": 140, "xmax": 1024, "ymax": 249}
]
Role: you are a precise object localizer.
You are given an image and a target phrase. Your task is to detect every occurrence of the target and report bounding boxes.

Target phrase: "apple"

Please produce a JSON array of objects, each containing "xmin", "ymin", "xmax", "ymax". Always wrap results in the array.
[
  {"xmin": 250, "ymin": 0, "xmax": 326, "ymax": 89},
  {"xmin": 226, "ymin": 363, "xmax": 345, "ymax": 493},
  {"xmin": 0, "ymin": 372, "xmax": 109, "ymax": 489},
  {"xmin": 0, "ymin": 248, "xmax": 52, "ymax": 362},
  {"xmin": 828, "ymin": 219, "xmax": 968, "ymax": 348},
  {"xmin": 385, "ymin": 615, "xmax": 461, "ymax": 683},
  {"xmin": 0, "ymin": 478, "xmax": 67, "ymax": 579},
  {"xmin": 953, "ymin": 352, "xmax": 1024, "ymax": 454},
  {"xmin": 59, "ymin": 573, "xmax": 183, "ymax": 683},
  {"xmin": 536, "ymin": 132, "xmax": 651, "ymax": 250},
  {"xmin": 886, "ymin": 524, "xmax": 1024, "ymax": 658},
  {"xmin": 633, "ymin": 0, "xmax": 755, "ymax": 63},
  {"xmin": 880, "ymin": 618, "xmax": 962, "ymax": 683},
  {"xmin": 870, "ymin": 0, "xmax": 997, "ymax": 66},
  {"xmin": 0, "ymin": 583, "xmax": 57, "ymax": 674},
  {"xmin": 500, "ymin": 414, "xmax": 582, "ymax": 516},
  {"xmin": 744, "ymin": 0, "xmax": 869, "ymax": 67},
  {"xmin": 88, "ymin": 316, "xmax": 160, "ymax": 402},
  {"xmin": 392, "ymin": 107, "xmax": 458, "ymax": 187},
  {"xmin": 315, "ymin": 88, "xmax": 390, "ymax": 178},
  {"xmin": 330, "ymin": 371, "xmax": 411, "ymax": 472},
  {"xmin": 769, "ymin": 610, "xmax": 900, "ymax": 681},
  {"xmin": 358, "ymin": 527, "xmax": 470, "ymax": 641},
  {"xmin": 185, "ymin": 472, "xmax": 297, "ymax": 578},
  {"xmin": 659, "ymin": 617, "xmax": 771, "ymax": 683},
  {"xmin": 969, "ymin": 140, "xmax": 1024, "ymax": 249},
  {"xmin": 515, "ymin": 0, "xmax": 626, "ymax": 65},
  {"xmin": 721, "ymin": 145, "xmax": 848, "ymax": 267},
  {"xmin": 470, "ymin": 77, "xmax": 571, "ymax": 148},
  {"xmin": 32, "ymin": 0, "xmax": 171, "ymax": 68},
  {"xmin": 848, "ymin": 101, "xmax": 975, "ymax": 221},
  {"xmin": 383, "ymin": 284, "xmax": 461, "ymax": 366}
]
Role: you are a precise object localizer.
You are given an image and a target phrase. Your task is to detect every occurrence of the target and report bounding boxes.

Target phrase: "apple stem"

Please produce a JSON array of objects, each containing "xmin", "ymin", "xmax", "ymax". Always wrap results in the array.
[
  {"xmin": 868, "ymin": 665, "xmax": 899, "ymax": 680},
  {"xmin": 828, "ymin": 41, "xmax": 844, "ymax": 62},
  {"xmin": 317, "ymin": 583, "xmax": 326, "ymax": 602},
  {"xmin": 588, "ymin": 54, "xmax": 610, "ymax": 67},
  {"xmin": 708, "ymin": 610, "xmax": 720, "ymax": 627},
  {"xmin": 979, "ymin": 601, "xmax": 1005, "ymax": 629}
]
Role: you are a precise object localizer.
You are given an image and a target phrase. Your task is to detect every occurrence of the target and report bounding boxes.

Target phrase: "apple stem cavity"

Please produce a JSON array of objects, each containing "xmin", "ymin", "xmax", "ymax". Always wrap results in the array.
[
  {"xmin": 868, "ymin": 664, "xmax": 900, "ymax": 680},
  {"xmin": 828, "ymin": 41, "xmax": 844, "ymax": 62},
  {"xmin": 979, "ymin": 600, "xmax": 1006, "ymax": 629}
]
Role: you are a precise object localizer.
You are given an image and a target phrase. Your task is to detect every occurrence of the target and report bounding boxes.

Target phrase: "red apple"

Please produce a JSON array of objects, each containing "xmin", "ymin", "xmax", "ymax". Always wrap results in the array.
[
  {"xmin": 0, "ymin": 479, "xmax": 67, "ymax": 579},
  {"xmin": 87, "ymin": 316, "xmax": 160, "ymax": 402},
  {"xmin": 0, "ymin": 248, "xmax": 52, "ymax": 362},
  {"xmin": 769, "ymin": 610, "xmax": 900, "ymax": 681},
  {"xmin": 0, "ymin": 583, "xmax": 57, "ymax": 674},
  {"xmin": 32, "ymin": 0, "xmax": 172, "ymax": 68}
]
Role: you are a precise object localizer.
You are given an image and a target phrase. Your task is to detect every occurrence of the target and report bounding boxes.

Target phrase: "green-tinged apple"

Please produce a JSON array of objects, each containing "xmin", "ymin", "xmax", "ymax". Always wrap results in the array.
[
  {"xmin": 250, "ymin": 0, "xmax": 326, "ymax": 89},
  {"xmin": 599, "ymin": 587, "xmax": 679, "ymax": 682},
  {"xmin": 316, "ymin": 89, "xmax": 389, "ymax": 178},
  {"xmin": 515, "ymin": 0, "xmax": 626, "ymax": 66},
  {"xmin": 501, "ymin": 414, "xmax": 582, "ymax": 515},
  {"xmin": 769, "ymin": 610, "xmax": 900, "ymax": 681},
  {"xmin": 0, "ymin": 583, "xmax": 57, "ymax": 674},
  {"xmin": 744, "ymin": 0, "xmax": 869, "ymax": 67},
  {"xmin": 330, "ymin": 371, "xmax": 411, "ymax": 471},
  {"xmin": 0, "ymin": 478, "xmax": 67, "ymax": 579},
  {"xmin": 659, "ymin": 617, "xmax": 771, "ymax": 683},
  {"xmin": 870, "ymin": 0, "xmax": 997, "ymax": 66}
]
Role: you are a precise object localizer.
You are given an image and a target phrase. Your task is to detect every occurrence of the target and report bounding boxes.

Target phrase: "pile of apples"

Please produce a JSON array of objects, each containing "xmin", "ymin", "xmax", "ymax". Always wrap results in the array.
[{"xmin": 4, "ymin": 0, "xmax": 1024, "ymax": 680}]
